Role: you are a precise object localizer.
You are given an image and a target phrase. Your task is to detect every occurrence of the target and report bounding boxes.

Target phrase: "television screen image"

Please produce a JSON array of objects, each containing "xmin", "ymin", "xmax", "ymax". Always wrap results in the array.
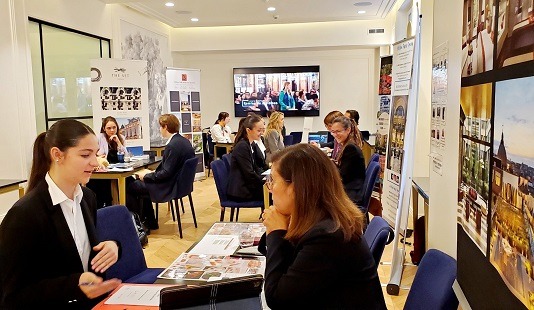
[{"xmin": 233, "ymin": 66, "xmax": 320, "ymax": 117}]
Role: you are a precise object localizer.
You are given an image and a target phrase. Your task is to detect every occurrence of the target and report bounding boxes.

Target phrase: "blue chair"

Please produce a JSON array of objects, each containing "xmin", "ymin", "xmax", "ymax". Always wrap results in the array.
[
  {"xmin": 211, "ymin": 159, "xmax": 264, "ymax": 222},
  {"xmin": 289, "ymin": 131, "xmax": 303, "ymax": 144},
  {"xmin": 202, "ymin": 131, "xmax": 214, "ymax": 177},
  {"xmin": 404, "ymin": 249, "xmax": 458, "ymax": 310},
  {"xmin": 96, "ymin": 205, "xmax": 164, "ymax": 284},
  {"xmin": 363, "ymin": 216, "xmax": 394, "ymax": 268},
  {"xmin": 222, "ymin": 153, "xmax": 232, "ymax": 171},
  {"xmin": 369, "ymin": 153, "xmax": 379, "ymax": 163},
  {"xmin": 361, "ymin": 161, "xmax": 381, "ymax": 223},
  {"xmin": 283, "ymin": 135, "xmax": 294, "ymax": 146}
]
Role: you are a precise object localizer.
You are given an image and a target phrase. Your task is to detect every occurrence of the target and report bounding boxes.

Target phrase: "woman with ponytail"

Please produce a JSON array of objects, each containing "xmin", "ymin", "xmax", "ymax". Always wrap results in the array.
[
  {"xmin": 0, "ymin": 120, "xmax": 121, "ymax": 309},
  {"xmin": 330, "ymin": 116, "xmax": 366, "ymax": 209}
]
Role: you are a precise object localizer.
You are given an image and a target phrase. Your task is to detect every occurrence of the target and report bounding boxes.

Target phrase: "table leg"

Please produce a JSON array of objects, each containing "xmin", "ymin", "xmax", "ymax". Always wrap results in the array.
[
  {"xmin": 412, "ymin": 184, "xmax": 419, "ymax": 230},
  {"xmin": 263, "ymin": 184, "xmax": 270, "ymax": 211},
  {"xmin": 214, "ymin": 146, "xmax": 218, "ymax": 160},
  {"xmin": 118, "ymin": 177, "xmax": 126, "ymax": 206},
  {"xmin": 18, "ymin": 186, "xmax": 24, "ymax": 198}
]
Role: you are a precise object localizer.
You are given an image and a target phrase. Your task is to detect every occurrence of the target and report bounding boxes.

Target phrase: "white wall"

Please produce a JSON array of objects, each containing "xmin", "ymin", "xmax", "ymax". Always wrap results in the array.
[
  {"xmin": 173, "ymin": 48, "xmax": 379, "ymax": 134},
  {"xmin": 428, "ymin": 0, "xmax": 463, "ymax": 257}
]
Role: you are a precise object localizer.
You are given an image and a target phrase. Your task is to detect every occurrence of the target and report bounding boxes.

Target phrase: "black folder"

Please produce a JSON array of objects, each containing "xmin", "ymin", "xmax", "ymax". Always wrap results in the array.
[{"xmin": 159, "ymin": 275, "xmax": 264, "ymax": 309}]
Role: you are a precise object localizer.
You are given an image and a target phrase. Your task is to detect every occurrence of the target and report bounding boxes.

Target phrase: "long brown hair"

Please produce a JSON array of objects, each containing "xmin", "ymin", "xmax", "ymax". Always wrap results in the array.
[
  {"xmin": 234, "ymin": 114, "xmax": 263, "ymax": 146},
  {"xmin": 28, "ymin": 120, "xmax": 95, "ymax": 192},
  {"xmin": 100, "ymin": 116, "xmax": 124, "ymax": 149},
  {"xmin": 332, "ymin": 116, "xmax": 363, "ymax": 163},
  {"xmin": 271, "ymin": 144, "xmax": 364, "ymax": 243}
]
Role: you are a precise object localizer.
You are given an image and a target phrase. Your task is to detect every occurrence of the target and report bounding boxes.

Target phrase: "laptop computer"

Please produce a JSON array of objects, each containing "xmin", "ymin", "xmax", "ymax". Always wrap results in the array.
[
  {"xmin": 126, "ymin": 146, "xmax": 144, "ymax": 156},
  {"xmin": 308, "ymin": 132, "xmax": 328, "ymax": 144}
]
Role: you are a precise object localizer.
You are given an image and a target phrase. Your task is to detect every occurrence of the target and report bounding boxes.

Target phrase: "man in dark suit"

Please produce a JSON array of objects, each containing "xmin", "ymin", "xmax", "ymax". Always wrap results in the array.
[{"xmin": 127, "ymin": 114, "xmax": 195, "ymax": 230}]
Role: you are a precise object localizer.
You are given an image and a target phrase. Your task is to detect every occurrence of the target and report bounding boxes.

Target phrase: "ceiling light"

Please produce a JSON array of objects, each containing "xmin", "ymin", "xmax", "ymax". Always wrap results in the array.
[
  {"xmin": 165, "ymin": 2, "xmax": 175, "ymax": 7},
  {"xmin": 358, "ymin": 10, "xmax": 366, "ymax": 14},
  {"xmin": 191, "ymin": 18, "xmax": 199, "ymax": 22},
  {"xmin": 267, "ymin": 7, "xmax": 276, "ymax": 12}
]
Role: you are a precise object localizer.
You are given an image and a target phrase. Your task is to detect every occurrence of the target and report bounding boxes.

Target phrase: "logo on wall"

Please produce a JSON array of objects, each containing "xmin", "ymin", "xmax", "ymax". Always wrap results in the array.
[
  {"xmin": 114, "ymin": 67, "xmax": 126, "ymax": 73},
  {"xmin": 91, "ymin": 67, "xmax": 102, "ymax": 82},
  {"xmin": 182, "ymin": 74, "xmax": 187, "ymax": 81}
]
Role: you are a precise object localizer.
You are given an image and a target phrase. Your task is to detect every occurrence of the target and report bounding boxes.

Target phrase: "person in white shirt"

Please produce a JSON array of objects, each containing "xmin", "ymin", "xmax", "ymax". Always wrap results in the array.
[
  {"xmin": 0, "ymin": 119, "xmax": 120, "ymax": 309},
  {"xmin": 211, "ymin": 112, "xmax": 232, "ymax": 143}
]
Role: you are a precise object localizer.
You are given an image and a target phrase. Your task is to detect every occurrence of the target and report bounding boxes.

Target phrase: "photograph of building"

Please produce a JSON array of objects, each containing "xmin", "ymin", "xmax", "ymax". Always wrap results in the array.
[
  {"xmin": 496, "ymin": 0, "xmax": 534, "ymax": 68},
  {"xmin": 461, "ymin": 0, "xmax": 495, "ymax": 77}
]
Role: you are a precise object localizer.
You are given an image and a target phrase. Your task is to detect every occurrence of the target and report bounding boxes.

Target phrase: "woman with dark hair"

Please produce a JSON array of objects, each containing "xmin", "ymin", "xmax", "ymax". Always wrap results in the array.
[
  {"xmin": 0, "ymin": 120, "xmax": 121, "ymax": 309},
  {"xmin": 97, "ymin": 116, "xmax": 127, "ymax": 164},
  {"xmin": 330, "ymin": 116, "xmax": 366, "ymax": 207},
  {"xmin": 211, "ymin": 112, "xmax": 232, "ymax": 143},
  {"xmin": 227, "ymin": 114, "xmax": 266, "ymax": 202},
  {"xmin": 345, "ymin": 109, "xmax": 360, "ymax": 125},
  {"xmin": 259, "ymin": 144, "xmax": 386, "ymax": 309}
]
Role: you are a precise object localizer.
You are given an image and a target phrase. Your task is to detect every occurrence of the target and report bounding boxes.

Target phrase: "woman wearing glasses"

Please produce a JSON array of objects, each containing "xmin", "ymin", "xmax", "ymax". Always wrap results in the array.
[
  {"xmin": 330, "ymin": 115, "xmax": 366, "ymax": 208},
  {"xmin": 259, "ymin": 144, "xmax": 386, "ymax": 309},
  {"xmin": 227, "ymin": 114, "xmax": 265, "ymax": 202}
]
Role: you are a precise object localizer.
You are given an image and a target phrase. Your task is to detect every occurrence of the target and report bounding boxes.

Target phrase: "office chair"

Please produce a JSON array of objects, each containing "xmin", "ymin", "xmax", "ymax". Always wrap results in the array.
[
  {"xmin": 404, "ymin": 249, "xmax": 459, "ymax": 310},
  {"xmin": 283, "ymin": 135, "xmax": 294, "ymax": 146},
  {"xmin": 96, "ymin": 205, "xmax": 164, "ymax": 284},
  {"xmin": 363, "ymin": 216, "xmax": 394, "ymax": 268},
  {"xmin": 211, "ymin": 159, "xmax": 264, "ymax": 222},
  {"xmin": 369, "ymin": 153, "xmax": 379, "ymax": 163},
  {"xmin": 222, "ymin": 153, "xmax": 232, "ymax": 171},
  {"xmin": 361, "ymin": 161, "xmax": 381, "ymax": 224},
  {"xmin": 289, "ymin": 131, "xmax": 303, "ymax": 144},
  {"xmin": 202, "ymin": 131, "xmax": 214, "ymax": 177}
]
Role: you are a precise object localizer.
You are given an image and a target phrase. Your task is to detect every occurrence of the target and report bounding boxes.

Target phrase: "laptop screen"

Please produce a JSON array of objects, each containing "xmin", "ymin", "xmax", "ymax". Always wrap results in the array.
[
  {"xmin": 308, "ymin": 133, "xmax": 328, "ymax": 144},
  {"xmin": 126, "ymin": 146, "xmax": 144, "ymax": 156}
]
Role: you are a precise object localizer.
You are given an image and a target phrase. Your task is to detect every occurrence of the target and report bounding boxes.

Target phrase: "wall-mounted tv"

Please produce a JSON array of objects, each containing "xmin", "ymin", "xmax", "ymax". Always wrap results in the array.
[{"xmin": 233, "ymin": 65, "xmax": 320, "ymax": 117}]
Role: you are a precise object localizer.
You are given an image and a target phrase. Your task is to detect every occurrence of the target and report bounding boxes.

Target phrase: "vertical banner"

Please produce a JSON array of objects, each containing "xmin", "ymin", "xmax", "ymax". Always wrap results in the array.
[
  {"xmin": 382, "ymin": 38, "xmax": 415, "ymax": 227},
  {"xmin": 90, "ymin": 59, "xmax": 150, "ymax": 151},
  {"xmin": 166, "ymin": 68, "xmax": 205, "ymax": 178},
  {"xmin": 376, "ymin": 56, "xmax": 393, "ymax": 180},
  {"xmin": 431, "ymin": 43, "xmax": 449, "ymax": 175}
]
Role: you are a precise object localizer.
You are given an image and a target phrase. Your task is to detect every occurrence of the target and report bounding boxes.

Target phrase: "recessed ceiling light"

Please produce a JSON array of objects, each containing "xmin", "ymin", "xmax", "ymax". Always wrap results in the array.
[
  {"xmin": 354, "ymin": 1, "xmax": 372, "ymax": 6},
  {"xmin": 191, "ymin": 18, "xmax": 199, "ymax": 22},
  {"xmin": 165, "ymin": 2, "xmax": 175, "ymax": 7},
  {"xmin": 267, "ymin": 7, "xmax": 276, "ymax": 12},
  {"xmin": 358, "ymin": 10, "xmax": 366, "ymax": 14}
]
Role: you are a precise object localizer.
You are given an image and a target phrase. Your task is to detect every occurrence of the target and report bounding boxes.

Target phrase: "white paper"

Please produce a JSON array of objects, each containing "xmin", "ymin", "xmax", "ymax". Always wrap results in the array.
[
  {"xmin": 188, "ymin": 235, "xmax": 238, "ymax": 255},
  {"xmin": 261, "ymin": 169, "xmax": 271, "ymax": 176},
  {"xmin": 104, "ymin": 285, "xmax": 163, "ymax": 306}
]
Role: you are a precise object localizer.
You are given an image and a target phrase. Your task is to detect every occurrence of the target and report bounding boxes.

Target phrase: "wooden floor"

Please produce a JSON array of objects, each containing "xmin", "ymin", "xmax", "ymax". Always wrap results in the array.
[{"xmin": 143, "ymin": 175, "xmax": 416, "ymax": 309}]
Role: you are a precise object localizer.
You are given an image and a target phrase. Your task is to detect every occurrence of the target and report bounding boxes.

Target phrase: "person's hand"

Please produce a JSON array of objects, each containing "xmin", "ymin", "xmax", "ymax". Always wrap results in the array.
[
  {"xmin": 310, "ymin": 142, "xmax": 319, "ymax": 147},
  {"xmin": 79, "ymin": 272, "xmax": 121, "ymax": 299},
  {"xmin": 91, "ymin": 241, "xmax": 119, "ymax": 273},
  {"xmin": 110, "ymin": 135, "xmax": 123, "ymax": 147},
  {"xmin": 262, "ymin": 205, "xmax": 290, "ymax": 234},
  {"xmin": 135, "ymin": 169, "xmax": 152, "ymax": 181}
]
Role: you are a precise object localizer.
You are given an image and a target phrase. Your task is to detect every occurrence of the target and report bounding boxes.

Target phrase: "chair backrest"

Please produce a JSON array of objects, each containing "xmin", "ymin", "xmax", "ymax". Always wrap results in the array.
[
  {"xmin": 96, "ymin": 205, "xmax": 147, "ymax": 281},
  {"xmin": 175, "ymin": 157, "xmax": 199, "ymax": 198},
  {"xmin": 363, "ymin": 216, "xmax": 393, "ymax": 268},
  {"xmin": 211, "ymin": 159, "xmax": 229, "ymax": 202},
  {"xmin": 289, "ymin": 131, "xmax": 302, "ymax": 144},
  {"xmin": 404, "ymin": 249, "xmax": 458, "ymax": 310},
  {"xmin": 222, "ymin": 153, "xmax": 232, "ymax": 171},
  {"xmin": 283, "ymin": 135, "xmax": 294, "ymax": 146},
  {"xmin": 370, "ymin": 153, "xmax": 379, "ymax": 163},
  {"xmin": 361, "ymin": 161, "xmax": 381, "ymax": 214}
]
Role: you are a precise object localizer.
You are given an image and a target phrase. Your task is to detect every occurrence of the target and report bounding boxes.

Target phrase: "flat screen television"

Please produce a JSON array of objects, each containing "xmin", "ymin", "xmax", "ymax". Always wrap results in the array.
[{"xmin": 233, "ymin": 66, "xmax": 320, "ymax": 117}]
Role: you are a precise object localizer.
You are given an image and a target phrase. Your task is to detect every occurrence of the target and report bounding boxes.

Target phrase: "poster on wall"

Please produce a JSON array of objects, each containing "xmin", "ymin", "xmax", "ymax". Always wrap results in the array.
[
  {"xmin": 121, "ymin": 20, "xmax": 171, "ymax": 145},
  {"xmin": 431, "ymin": 42, "xmax": 449, "ymax": 175},
  {"xmin": 458, "ymin": 83, "xmax": 492, "ymax": 254},
  {"xmin": 461, "ymin": 0, "xmax": 495, "ymax": 77},
  {"xmin": 489, "ymin": 76, "xmax": 534, "ymax": 308},
  {"xmin": 166, "ymin": 68, "xmax": 205, "ymax": 178},
  {"xmin": 90, "ymin": 59, "xmax": 150, "ymax": 151},
  {"xmin": 376, "ymin": 55, "xmax": 393, "ymax": 179},
  {"xmin": 382, "ymin": 37, "xmax": 415, "ymax": 226}
]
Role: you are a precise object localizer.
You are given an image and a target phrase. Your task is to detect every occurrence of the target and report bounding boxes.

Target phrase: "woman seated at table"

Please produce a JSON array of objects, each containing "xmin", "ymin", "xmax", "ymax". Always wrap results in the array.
[
  {"xmin": 264, "ymin": 111, "xmax": 285, "ymax": 164},
  {"xmin": 331, "ymin": 115, "xmax": 366, "ymax": 208},
  {"xmin": 211, "ymin": 112, "xmax": 232, "ymax": 143},
  {"xmin": 97, "ymin": 116, "xmax": 127, "ymax": 163},
  {"xmin": 259, "ymin": 144, "xmax": 386, "ymax": 309},
  {"xmin": 227, "ymin": 114, "xmax": 265, "ymax": 202},
  {"xmin": 0, "ymin": 119, "xmax": 121, "ymax": 309}
]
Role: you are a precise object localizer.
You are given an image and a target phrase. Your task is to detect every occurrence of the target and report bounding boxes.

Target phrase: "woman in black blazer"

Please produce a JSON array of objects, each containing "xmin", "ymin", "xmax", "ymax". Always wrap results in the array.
[
  {"xmin": 330, "ymin": 115, "xmax": 366, "ymax": 208},
  {"xmin": 227, "ymin": 114, "xmax": 266, "ymax": 202},
  {"xmin": 259, "ymin": 144, "xmax": 386, "ymax": 309},
  {"xmin": 0, "ymin": 120, "xmax": 121, "ymax": 309}
]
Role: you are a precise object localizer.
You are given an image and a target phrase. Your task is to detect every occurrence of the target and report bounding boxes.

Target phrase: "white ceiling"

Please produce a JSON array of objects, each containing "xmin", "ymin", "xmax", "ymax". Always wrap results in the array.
[{"xmin": 100, "ymin": 0, "xmax": 397, "ymax": 28}]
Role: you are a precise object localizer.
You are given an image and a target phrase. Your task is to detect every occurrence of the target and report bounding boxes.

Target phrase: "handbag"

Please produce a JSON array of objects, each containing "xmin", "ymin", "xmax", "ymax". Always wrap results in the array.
[{"xmin": 130, "ymin": 211, "xmax": 148, "ymax": 247}]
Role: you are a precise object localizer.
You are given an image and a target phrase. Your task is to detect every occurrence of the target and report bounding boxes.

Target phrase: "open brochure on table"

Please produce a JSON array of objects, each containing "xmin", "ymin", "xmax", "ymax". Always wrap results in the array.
[
  {"xmin": 157, "ymin": 253, "xmax": 265, "ymax": 282},
  {"xmin": 206, "ymin": 222, "xmax": 266, "ymax": 243}
]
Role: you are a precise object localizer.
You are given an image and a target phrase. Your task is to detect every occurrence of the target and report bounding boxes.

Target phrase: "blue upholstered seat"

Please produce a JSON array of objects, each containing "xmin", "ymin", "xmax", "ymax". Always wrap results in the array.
[
  {"xmin": 363, "ymin": 216, "xmax": 394, "ymax": 268},
  {"xmin": 361, "ymin": 161, "xmax": 381, "ymax": 223},
  {"xmin": 404, "ymin": 249, "xmax": 458, "ymax": 309},
  {"xmin": 96, "ymin": 205, "xmax": 164, "ymax": 284},
  {"xmin": 211, "ymin": 159, "xmax": 264, "ymax": 222},
  {"xmin": 222, "ymin": 153, "xmax": 232, "ymax": 171}
]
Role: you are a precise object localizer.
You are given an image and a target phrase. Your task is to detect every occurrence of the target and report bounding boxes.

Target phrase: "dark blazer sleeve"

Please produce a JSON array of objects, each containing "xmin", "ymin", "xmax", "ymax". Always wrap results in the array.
[
  {"xmin": 144, "ymin": 135, "xmax": 190, "ymax": 183},
  {"xmin": 0, "ymin": 183, "xmax": 98, "ymax": 308},
  {"xmin": 338, "ymin": 144, "xmax": 365, "ymax": 184},
  {"xmin": 320, "ymin": 141, "xmax": 334, "ymax": 148},
  {"xmin": 233, "ymin": 141, "xmax": 264, "ymax": 188}
]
